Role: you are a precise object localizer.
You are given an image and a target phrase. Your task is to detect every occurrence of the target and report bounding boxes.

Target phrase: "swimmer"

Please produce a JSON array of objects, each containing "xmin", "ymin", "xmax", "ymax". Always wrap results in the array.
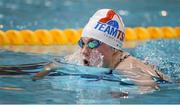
[
  {"xmin": 40, "ymin": 9, "xmax": 171, "ymax": 95},
  {"xmin": 69, "ymin": 9, "xmax": 171, "ymax": 92}
]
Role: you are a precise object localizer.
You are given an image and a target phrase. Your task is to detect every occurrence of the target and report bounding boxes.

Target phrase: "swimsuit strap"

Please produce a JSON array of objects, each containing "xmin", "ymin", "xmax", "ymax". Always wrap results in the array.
[
  {"xmin": 110, "ymin": 52, "xmax": 130, "ymax": 73},
  {"xmin": 114, "ymin": 53, "xmax": 130, "ymax": 68},
  {"xmin": 119, "ymin": 54, "xmax": 130, "ymax": 63}
]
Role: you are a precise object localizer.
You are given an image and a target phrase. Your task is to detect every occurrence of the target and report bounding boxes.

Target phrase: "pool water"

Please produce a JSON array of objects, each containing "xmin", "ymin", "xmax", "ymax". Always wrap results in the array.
[
  {"xmin": 0, "ymin": 0, "xmax": 179, "ymax": 104},
  {"xmin": 0, "ymin": 39, "xmax": 179, "ymax": 104},
  {"xmin": 0, "ymin": 0, "xmax": 179, "ymax": 30}
]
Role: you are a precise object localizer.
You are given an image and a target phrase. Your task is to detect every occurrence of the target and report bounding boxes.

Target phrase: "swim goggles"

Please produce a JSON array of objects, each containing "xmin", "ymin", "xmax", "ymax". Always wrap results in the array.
[{"xmin": 78, "ymin": 38, "xmax": 102, "ymax": 49}]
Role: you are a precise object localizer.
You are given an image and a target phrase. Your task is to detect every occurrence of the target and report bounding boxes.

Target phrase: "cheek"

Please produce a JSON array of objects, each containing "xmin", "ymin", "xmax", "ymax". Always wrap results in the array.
[
  {"xmin": 103, "ymin": 52, "xmax": 112, "ymax": 62},
  {"xmin": 97, "ymin": 47, "xmax": 112, "ymax": 61}
]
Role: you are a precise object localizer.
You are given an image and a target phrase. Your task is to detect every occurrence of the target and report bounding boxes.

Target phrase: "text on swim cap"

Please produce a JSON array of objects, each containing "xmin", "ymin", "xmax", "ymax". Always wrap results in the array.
[{"xmin": 94, "ymin": 22, "xmax": 124, "ymax": 41}]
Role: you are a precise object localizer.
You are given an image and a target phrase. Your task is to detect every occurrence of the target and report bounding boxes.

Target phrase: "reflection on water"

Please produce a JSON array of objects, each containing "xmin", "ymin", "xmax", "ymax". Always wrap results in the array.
[{"xmin": 0, "ymin": 45, "xmax": 78, "ymax": 55}]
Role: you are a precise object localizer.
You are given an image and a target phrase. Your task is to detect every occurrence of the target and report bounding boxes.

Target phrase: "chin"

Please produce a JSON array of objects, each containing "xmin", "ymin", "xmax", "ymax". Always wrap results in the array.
[{"xmin": 101, "ymin": 62, "xmax": 109, "ymax": 68}]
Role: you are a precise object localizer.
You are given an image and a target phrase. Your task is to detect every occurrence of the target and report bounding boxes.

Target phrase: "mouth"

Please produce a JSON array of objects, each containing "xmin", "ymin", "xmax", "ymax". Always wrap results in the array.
[{"xmin": 83, "ymin": 59, "xmax": 90, "ymax": 66}]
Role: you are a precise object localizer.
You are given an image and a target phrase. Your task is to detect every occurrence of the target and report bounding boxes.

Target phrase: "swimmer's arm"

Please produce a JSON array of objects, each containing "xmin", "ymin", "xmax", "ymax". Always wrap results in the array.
[
  {"xmin": 153, "ymin": 68, "xmax": 172, "ymax": 82},
  {"xmin": 44, "ymin": 62, "xmax": 58, "ymax": 71},
  {"xmin": 131, "ymin": 56, "xmax": 172, "ymax": 82},
  {"xmin": 116, "ymin": 66, "xmax": 159, "ymax": 93},
  {"xmin": 32, "ymin": 62, "xmax": 58, "ymax": 81},
  {"xmin": 141, "ymin": 60, "xmax": 172, "ymax": 82}
]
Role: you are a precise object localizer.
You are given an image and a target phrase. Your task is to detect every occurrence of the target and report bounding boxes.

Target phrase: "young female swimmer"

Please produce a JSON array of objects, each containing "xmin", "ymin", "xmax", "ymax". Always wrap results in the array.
[{"xmin": 33, "ymin": 9, "xmax": 171, "ymax": 96}]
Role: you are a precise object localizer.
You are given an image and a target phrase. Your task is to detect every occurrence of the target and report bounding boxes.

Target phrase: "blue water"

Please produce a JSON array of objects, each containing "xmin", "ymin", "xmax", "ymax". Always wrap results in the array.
[
  {"xmin": 0, "ymin": 0, "xmax": 179, "ymax": 104},
  {"xmin": 0, "ymin": 39, "xmax": 180, "ymax": 104},
  {"xmin": 0, "ymin": 0, "xmax": 179, "ymax": 30}
]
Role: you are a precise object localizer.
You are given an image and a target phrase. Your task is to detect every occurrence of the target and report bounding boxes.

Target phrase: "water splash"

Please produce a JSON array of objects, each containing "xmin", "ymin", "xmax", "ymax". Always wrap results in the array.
[
  {"xmin": 65, "ymin": 49, "xmax": 104, "ymax": 67},
  {"xmin": 132, "ymin": 39, "xmax": 180, "ymax": 79},
  {"xmin": 87, "ymin": 49, "xmax": 104, "ymax": 67},
  {"xmin": 64, "ymin": 49, "xmax": 83, "ymax": 65}
]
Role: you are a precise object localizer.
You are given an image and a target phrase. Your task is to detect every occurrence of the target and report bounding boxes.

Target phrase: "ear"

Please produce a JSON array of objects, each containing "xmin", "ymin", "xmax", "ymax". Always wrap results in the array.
[{"xmin": 111, "ymin": 47, "xmax": 119, "ymax": 55}]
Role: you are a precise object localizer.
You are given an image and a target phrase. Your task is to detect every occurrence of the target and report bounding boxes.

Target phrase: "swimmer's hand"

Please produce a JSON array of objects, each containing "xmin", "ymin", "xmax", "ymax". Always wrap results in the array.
[
  {"xmin": 32, "ymin": 62, "xmax": 57, "ymax": 81},
  {"xmin": 110, "ymin": 91, "xmax": 128, "ymax": 98}
]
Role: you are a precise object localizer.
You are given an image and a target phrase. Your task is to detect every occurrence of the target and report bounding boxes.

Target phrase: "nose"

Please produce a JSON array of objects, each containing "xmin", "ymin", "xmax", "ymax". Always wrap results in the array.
[{"xmin": 81, "ymin": 45, "xmax": 90, "ymax": 57}]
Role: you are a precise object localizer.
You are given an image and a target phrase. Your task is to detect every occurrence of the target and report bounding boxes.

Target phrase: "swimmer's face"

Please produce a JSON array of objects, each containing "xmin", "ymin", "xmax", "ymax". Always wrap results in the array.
[{"xmin": 79, "ymin": 37, "xmax": 114, "ymax": 67}]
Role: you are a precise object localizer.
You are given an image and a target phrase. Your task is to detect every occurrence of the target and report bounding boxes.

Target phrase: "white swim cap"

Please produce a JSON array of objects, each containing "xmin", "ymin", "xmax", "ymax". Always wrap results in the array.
[{"xmin": 82, "ymin": 9, "xmax": 125, "ymax": 50}]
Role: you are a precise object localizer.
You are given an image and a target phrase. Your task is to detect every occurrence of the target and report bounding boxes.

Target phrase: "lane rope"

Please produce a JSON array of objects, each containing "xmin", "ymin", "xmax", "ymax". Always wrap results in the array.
[{"xmin": 0, "ymin": 27, "xmax": 179, "ymax": 45}]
